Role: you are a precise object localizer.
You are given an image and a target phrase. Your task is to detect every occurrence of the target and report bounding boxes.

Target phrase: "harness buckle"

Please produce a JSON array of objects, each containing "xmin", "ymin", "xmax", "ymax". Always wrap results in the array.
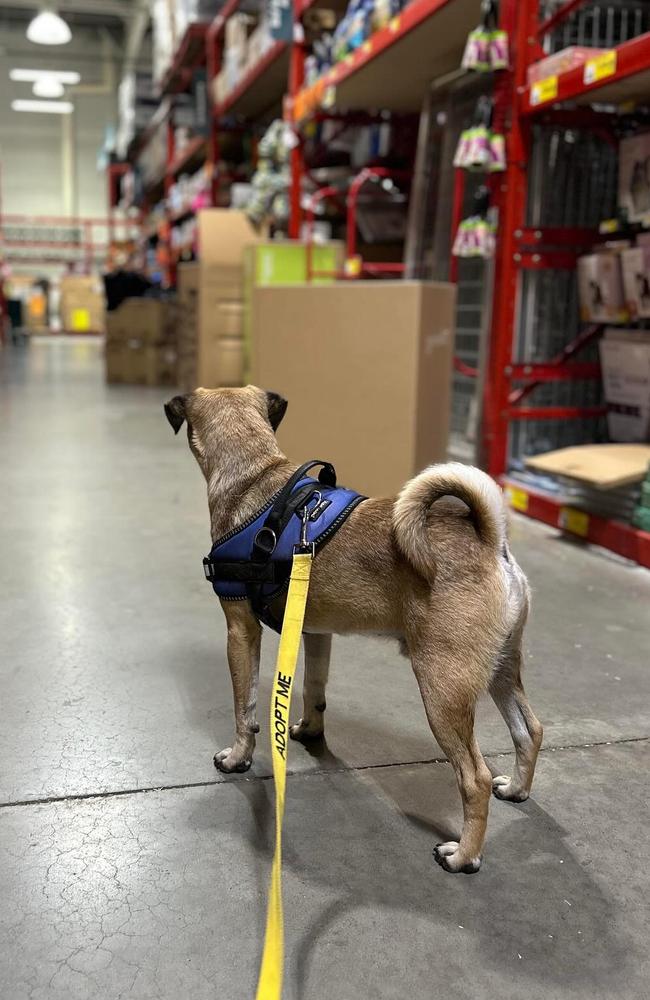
[
  {"xmin": 296, "ymin": 504, "xmax": 316, "ymax": 557},
  {"xmin": 202, "ymin": 557, "xmax": 214, "ymax": 581}
]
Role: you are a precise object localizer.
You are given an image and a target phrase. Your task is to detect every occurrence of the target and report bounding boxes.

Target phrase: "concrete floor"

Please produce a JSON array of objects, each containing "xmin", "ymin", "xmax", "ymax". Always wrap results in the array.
[{"xmin": 1, "ymin": 336, "xmax": 649, "ymax": 1000}]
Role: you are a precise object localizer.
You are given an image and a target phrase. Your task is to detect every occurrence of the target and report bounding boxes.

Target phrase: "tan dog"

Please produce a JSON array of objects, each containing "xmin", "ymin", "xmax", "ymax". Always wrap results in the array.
[{"xmin": 165, "ymin": 385, "xmax": 543, "ymax": 874}]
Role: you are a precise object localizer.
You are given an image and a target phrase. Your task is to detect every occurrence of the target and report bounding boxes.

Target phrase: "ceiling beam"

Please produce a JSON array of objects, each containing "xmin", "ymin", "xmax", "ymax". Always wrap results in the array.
[{"xmin": 1, "ymin": 0, "xmax": 142, "ymax": 20}]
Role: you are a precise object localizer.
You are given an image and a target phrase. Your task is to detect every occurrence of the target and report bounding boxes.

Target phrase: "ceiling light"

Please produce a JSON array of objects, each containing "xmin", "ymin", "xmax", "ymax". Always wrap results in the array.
[
  {"xmin": 10, "ymin": 69, "xmax": 80, "ymax": 84},
  {"xmin": 26, "ymin": 10, "xmax": 72, "ymax": 46},
  {"xmin": 12, "ymin": 99, "xmax": 73, "ymax": 114},
  {"xmin": 32, "ymin": 76, "xmax": 65, "ymax": 98}
]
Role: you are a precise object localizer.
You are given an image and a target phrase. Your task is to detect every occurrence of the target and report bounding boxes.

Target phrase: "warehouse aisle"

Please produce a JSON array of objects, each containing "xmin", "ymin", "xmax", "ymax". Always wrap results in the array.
[{"xmin": 1, "ymin": 337, "xmax": 649, "ymax": 1000}]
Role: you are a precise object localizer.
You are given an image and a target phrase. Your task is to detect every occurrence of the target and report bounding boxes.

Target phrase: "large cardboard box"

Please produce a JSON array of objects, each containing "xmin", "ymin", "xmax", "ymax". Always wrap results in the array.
[
  {"xmin": 242, "ymin": 241, "xmax": 344, "ymax": 380},
  {"xmin": 197, "ymin": 208, "xmax": 262, "ymax": 265},
  {"xmin": 599, "ymin": 329, "xmax": 650, "ymax": 442},
  {"xmin": 251, "ymin": 281, "xmax": 456, "ymax": 496},
  {"xmin": 120, "ymin": 340, "xmax": 178, "ymax": 386},
  {"xmin": 177, "ymin": 263, "xmax": 245, "ymax": 388}
]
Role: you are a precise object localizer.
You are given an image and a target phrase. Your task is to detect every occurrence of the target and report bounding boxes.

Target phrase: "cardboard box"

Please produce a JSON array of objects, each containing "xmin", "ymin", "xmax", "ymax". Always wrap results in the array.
[
  {"xmin": 197, "ymin": 208, "xmax": 262, "ymax": 264},
  {"xmin": 106, "ymin": 298, "xmax": 175, "ymax": 344},
  {"xmin": 599, "ymin": 329, "xmax": 650, "ymax": 442},
  {"xmin": 577, "ymin": 253, "xmax": 628, "ymax": 324},
  {"xmin": 251, "ymin": 281, "xmax": 456, "ymax": 496},
  {"xmin": 105, "ymin": 341, "xmax": 125, "ymax": 383},
  {"xmin": 243, "ymin": 241, "xmax": 344, "ymax": 380},
  {"xmin": 619, "ymin": 132, "xmax": 650, "ymax": 224},
  {"xmin": 60, "ymin": 275, "xmax": 105, "ymax": 333},
  {"xmin": 177, "ymin": 263, "xmax": 246, "ymax": 388},
  {"xmin": 119, "ymin": 340, "xmax": 178, "ymax": 386},
  {"xmin": 621, "ymin": 247, "xmax": 650, "ymax": 319}
]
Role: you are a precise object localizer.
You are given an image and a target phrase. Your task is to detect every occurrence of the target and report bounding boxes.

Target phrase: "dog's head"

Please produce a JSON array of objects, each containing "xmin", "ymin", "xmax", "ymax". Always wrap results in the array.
[{"xmin": 164, "ymin": 385, "xmax": 287, "ymax": 478}]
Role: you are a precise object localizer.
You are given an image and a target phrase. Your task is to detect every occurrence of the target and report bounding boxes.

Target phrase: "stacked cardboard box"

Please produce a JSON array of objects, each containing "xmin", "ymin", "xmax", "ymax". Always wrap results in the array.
[
  {"xmin": 105, "ymin": 298, "xmax": 177, "ymax": 386},
  {"xmin": 176, "ymin": 209, "xmax": 263, "ymax": 391},
  {"xmin": 251, "ymin": 281, "xmax": 456, "ymax": 497},
  {"xmin": 60, "ymin": 275, "xmax": 105, "ymax": 333}
]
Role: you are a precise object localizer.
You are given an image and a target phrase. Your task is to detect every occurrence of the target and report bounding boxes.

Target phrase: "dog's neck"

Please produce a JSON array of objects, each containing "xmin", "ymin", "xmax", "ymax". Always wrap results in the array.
[{"xmin": 206, "ymin": 450, "xmax": 294, "ymax": 542}]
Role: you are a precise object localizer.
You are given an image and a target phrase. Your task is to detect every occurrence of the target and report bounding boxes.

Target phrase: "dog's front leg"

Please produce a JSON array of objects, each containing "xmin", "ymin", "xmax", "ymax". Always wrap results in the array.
[{"xmin": 214, "ymin": 604, "xmax": 262, "ymax": 774}]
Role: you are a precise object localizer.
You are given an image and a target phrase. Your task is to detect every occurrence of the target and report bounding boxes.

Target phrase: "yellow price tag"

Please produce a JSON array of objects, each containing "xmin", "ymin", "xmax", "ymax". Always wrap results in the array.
[
  {"xmin": 599, "ymin": 218, "xmax": 619, "ymax": 234},
  {"xmin": 344, "ymin": 255, "xmax": 363, "ymax": 277},
  {"xmin": 505, "ymin": 486, "xmax": 529, "ymax": 513},
  {"xmin": 389, "ymin": 15, "xmax": 401, "ymax": 32},
  {"xmin": 530, "ymin": 75, "xmax": 558, "ymax": 107},
  {"xmin": 560, "ymin": 507, "xmax": 590, "ymax": 538},
  {"xmin": 362, "ymin": 40, "xmax": 372, "ymax": 55},
  {"xmin": 584, "ymin": 50, "xmax": 617, "ymax": 86}
]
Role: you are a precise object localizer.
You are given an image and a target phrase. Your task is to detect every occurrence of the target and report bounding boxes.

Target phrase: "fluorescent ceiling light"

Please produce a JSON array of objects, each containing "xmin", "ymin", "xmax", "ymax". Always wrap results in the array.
[
  {"xmin": 12, "ymin": 99, "xmax": 73, "ymax": 114},
  {"xmin": 10, "ymin": 69, "xmax": 80, "ymax": 84},
  {"xmin": 26, "ymin": 10, "xmax": 72, "ymax": 46},
  {"xmin": 32, "ymin": 76, "xmax": 65, "ymax": 97}
]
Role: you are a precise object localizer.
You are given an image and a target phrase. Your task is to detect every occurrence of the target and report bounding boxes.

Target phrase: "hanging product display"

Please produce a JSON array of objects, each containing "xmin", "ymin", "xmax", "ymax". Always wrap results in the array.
[
  {"xmin": 245, "ymin": 120, "xmax": 292, "ymax": 227},
  {"xmin": 453, "ymin": 96, "xmax": 506, "ymax": 172},
  {"xmin": 461, "ymin": 0, "xmax": 508, "ymax": 73},
  {"xmin": 452, "ymin": 186, "xmax": 496, "ymax": 259}
]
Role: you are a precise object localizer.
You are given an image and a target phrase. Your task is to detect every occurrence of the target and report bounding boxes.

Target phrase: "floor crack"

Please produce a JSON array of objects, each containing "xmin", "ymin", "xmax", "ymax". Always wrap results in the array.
[{"xmin": 1, "ymin": 734, "xmax": 647, "ymax": 810}]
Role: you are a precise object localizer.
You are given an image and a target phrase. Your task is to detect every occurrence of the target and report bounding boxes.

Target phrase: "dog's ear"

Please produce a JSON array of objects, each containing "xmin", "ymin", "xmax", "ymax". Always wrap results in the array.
[
  {"xmin": 266, "ymin": 390, "xmax": 288, "ymax": 431},
  {"xmin": 164, "ymin": 395, "xmax": 188, "ymax": 434}
]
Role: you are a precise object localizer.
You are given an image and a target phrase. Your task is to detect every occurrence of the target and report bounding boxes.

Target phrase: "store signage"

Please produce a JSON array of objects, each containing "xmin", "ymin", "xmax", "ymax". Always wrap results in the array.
[
  {"xmin": 530, "ymin": 75, "xmax": 558, "ymax": 107},
  {"xmin": 268, "ymin": 0, "xmax": 293, "ymax": 42},
  {"xmin": 584, "ymin": 50, "xmax": 617, "ymax": 86}
]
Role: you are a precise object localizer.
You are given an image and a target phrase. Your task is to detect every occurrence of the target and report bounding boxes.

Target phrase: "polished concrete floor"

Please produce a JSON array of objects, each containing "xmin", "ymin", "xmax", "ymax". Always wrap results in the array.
[{"xmin": 1, "ymin": 336, "xmax": 649, "ymax": 1000}]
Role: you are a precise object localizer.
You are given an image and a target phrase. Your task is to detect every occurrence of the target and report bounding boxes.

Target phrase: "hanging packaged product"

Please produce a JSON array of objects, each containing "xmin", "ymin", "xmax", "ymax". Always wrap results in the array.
[
  {"xmin": 453, "ymin": 96, "xmax": 506, "ymax": 173},
  {"xmin": 461, "ymin": 0, "xmax": 508, "ymax": 73},
  {"xmin": 452, "ymin": 187, "xmax": 496, "ymax": 259}
]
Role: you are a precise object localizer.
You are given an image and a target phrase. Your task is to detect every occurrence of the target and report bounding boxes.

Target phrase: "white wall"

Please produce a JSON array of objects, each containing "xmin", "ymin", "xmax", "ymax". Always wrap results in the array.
[{"xmin": 0, "ymin": 19, "xmax": 120, "ymax": 277}]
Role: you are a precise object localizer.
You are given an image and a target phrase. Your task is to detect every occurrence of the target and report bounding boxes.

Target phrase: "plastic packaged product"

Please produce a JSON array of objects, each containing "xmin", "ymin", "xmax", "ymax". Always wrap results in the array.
[
  {"xmin": 461, "ymin": 26, "xmax": 490, "ymax": 72},
  {"xmin": 488, "ymin": 132, "xmax": 506, "ymax": 172},
  {"xmin": 489, "ymin": 29, "xmax": 509, "ymax": 70}
]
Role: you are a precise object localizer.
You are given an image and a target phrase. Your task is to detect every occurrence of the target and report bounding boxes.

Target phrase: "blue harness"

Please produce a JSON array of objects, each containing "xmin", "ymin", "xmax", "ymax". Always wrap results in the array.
[{"xmin": 203, "ymin": 460, "xmax": 366, "ymax": 632}]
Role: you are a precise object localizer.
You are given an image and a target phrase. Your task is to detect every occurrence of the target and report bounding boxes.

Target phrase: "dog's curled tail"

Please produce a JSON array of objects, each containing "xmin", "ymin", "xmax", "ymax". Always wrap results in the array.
[{"xmin": 393, "ymin": 462, "xmax": 507, "ymax": 580}]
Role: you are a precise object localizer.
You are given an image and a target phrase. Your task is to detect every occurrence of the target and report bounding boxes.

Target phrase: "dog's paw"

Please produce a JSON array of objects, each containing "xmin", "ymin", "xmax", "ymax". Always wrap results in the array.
[
  {"xmin": 492, "ymin": 775, "xmax": 529, "ymax": 802},
  {"xmin": 289, "ymin": 719, "xmax": 324, "ymax": 744},
  {"xmin": 433, "ymin": 842, "xmax": 482, "ymax": 874},
  {"xmin": 213, "ymin": 747, "xmax": 252, "ymax": 774}
]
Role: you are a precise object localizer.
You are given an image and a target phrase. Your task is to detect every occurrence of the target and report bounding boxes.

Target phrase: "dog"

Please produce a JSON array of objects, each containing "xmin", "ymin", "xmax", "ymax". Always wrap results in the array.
[{"xmin": 165, "ymin": 385, "xmax": 543, "ymax": 874}]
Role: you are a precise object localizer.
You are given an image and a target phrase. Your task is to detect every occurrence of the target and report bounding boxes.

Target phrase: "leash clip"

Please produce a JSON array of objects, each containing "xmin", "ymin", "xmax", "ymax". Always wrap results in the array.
[{"xmin": 296, "ymin": 504, "xmax": 316, "ymax": 557}]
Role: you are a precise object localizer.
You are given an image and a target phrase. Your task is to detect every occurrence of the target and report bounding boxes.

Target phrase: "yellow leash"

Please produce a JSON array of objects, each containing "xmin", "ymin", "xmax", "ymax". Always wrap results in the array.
[{"xmin": 255, "ymin": 549, "xmax": 313, "ymax": 1000}]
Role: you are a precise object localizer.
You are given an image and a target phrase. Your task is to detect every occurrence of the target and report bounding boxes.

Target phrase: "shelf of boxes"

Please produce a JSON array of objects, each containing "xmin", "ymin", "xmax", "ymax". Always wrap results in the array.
[
  {"xmin": 160, "ymin": 22, "xmax": 209, "ymax": 95},
  {"xmin": 213, "ymin": 40, "xmax": 289, "ymax": 119},
  {"xmin": 523, "ymin": 31, "xmax": 650, "ymax": 113}
]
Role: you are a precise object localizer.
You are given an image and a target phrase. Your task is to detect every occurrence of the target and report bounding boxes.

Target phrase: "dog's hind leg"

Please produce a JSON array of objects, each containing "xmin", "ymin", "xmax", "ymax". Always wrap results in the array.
[
  {"xmin": 214, "ymin": 604, "xmax": 262, "ymax": 773},
  {"xmin": 411, "ymin": 649, "xmax": 492, "ymax": 874},
  {"xmin": 290, "ymin": 633, "xmax": 331, "ymax": 743},
  {"xmin": 489, "ymin": 627, "xmax": 543, "ymax": 802}
]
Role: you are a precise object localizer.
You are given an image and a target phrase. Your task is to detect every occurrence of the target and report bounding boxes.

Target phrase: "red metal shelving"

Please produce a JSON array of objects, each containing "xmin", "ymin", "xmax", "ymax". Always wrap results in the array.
[
  {"xmin": 160, "ymin": 22, "xmax": 209, "ymax": 95},
  {"xmin": 523, "ymin": 30, "xmax": 650, "ymax": 113}
]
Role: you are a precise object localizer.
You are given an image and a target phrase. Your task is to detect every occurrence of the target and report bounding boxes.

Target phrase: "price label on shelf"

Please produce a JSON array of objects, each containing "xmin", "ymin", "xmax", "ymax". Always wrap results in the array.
[
  {"xmin": 505, "ymin": 486, "xmax": 529, "ymax": 513},
  {"xmin": 389, "ymin": 15, "xmax": 401, "ymax": 33},
  {"xmin": 530, "ymin": 75, "xmax": 558, "ymax": 106},
  {"xmin": 584, "ymin": 50, "xmax": 617, "ymax": 86},
  {"xmin": 362, "ymin": 40, "xmax": 373, "ymax": 55},
  {"xmin": 321, "ymin": 85, "xmax": 336, "ymax": 110},
  {"xmin": 559, "ymin": 507, "xmax": 590, "ymax": 538},
  {"xmin": 344, "ymin": 255, "xmax": 363, "ymax": 277}
]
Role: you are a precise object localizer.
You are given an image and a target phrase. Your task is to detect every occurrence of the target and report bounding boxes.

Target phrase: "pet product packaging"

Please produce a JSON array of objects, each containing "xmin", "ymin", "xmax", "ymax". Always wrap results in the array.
[
  {"xmin": 599, "ymin": 329, "xmax": 650, "ymax": 442},
  {"xmin": 619, "ymin": 132, "xmax": 650, "ymax": 224},
  {"xmin": 577, "ymin": 253, "xmax": 628, "ymax": 324},
  {"xmin": 621, "ymin": 246, "xmax": 650, "ymax": 319}
]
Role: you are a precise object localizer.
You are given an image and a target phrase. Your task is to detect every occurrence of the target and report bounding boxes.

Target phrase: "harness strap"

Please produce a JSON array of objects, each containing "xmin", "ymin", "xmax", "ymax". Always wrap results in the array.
[
  {"xmin": 251, "ymin": 460, "xmax": 336, "ymax": 562},
  {"xmin": 203, "ymin": 560, "xmax": 292, "ymax": 584}
]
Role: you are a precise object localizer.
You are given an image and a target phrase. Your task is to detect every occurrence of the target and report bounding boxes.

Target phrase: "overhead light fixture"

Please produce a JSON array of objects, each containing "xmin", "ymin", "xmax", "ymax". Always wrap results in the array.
[
  {"xmin": 32, "ymin": 76, "xmax": 65, "ymax": 98},
  {"xmin": 12, "ymin": 99, "xmax": 73, "ymax": 114},
  {"xmin": 26, "ymin": 9, "xmax": 72, "ymax": 46},
  {"xmin": 10, "ymin": 68, "xmax": 80, "ymax": 84}
]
